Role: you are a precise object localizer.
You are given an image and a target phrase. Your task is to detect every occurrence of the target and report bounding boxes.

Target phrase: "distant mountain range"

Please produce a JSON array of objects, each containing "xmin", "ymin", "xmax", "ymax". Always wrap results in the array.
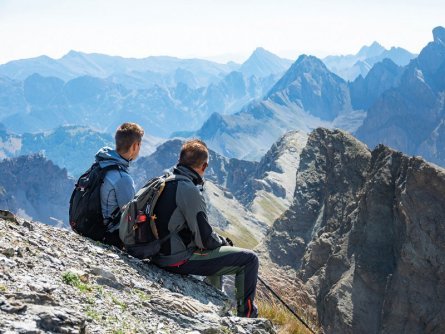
[
  {"xmin": 0, "ymin": 125, "xmax": 162, "ymax": 177},
  {"xmin": 356, "ymin": 26, "xmax": 445, "ymax": 167},
  {"xmin": 0, "ymin": 48, "xmax": 291, "ymax": 89},
  {"xmin": 323, "ymin": 41, "xmax": 416, "ymax": 81},
  {"xmin": 0, "ymin": 48, "xmax": 290, "ymax": 137},
  {"xmin": 0, "ymin": 72, "xmax": 278, "ymax": 136},
  {"xmin": 191, "ymin": 27, "xmax": 445, "ymax": 165},
  {"xmin": 194, "ymin": 55, "xmax": 365, "ymax": 160},
  {"xmin": 0, "ymin": 51, "xmax": 237, "ymax": 88},
  {"xmin": 349, "ymin": 58, "xmax": 404, "ymax": 110},
  {"xmin": 1, "ymin": 29, "xmax": 444, "ymax": 169}
]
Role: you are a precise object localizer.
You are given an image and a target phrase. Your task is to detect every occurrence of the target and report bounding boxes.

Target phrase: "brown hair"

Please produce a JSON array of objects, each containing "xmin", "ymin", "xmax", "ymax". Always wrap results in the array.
[
  {"xmin": 179, "ymin": 139, "xmax": 209, "ymax": 168},
  {"xmin": 115, "ymin": 122, "xmax": 144, "ymax": 153}
]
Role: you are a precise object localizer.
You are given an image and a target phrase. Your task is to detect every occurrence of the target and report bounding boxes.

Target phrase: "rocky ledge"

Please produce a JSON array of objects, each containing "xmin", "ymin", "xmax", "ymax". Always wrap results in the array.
[{"xmin": 0, "ymin": 212, "xmax": 275, "ymax": 334}]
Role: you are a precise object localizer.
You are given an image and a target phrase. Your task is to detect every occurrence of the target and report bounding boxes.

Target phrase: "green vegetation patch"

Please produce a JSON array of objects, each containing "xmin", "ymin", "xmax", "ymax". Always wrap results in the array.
[
  {"xmin": 133, "ymin": 289, "xmax": 151, "ymax": 302},
  {"xmin": 111, "ymin": 295, "xmax": 128, "ymax": 311},
  {"xmin": 85, "ymin": 306, "xmax": 101, "ymax": 321},
  {"xmin": 61, "ymin": 271, "xmax": 92, "ymax": 293}
]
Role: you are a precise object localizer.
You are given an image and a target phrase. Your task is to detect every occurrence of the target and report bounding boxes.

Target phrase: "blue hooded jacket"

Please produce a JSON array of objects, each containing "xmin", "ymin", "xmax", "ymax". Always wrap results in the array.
[{"xmin": 95, "ymin": 147, "xmax": 135, "ymax": 232}]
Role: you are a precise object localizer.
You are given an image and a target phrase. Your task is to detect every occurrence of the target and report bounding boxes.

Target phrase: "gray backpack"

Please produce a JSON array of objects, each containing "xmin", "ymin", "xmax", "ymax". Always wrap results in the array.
[{"xmin": 119, "ymin": 173, "xmax": 185, "ymax": 259}]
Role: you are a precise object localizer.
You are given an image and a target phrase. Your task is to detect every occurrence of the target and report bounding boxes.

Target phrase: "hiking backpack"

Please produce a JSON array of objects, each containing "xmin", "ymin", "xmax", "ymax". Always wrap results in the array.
[
  {"xmin": 69, "ymin": 163, "xmax": 120, "ymax": 241},
  {"xmin": 119, "ymin": 173, "xmax": 186, "ymax": 259}
]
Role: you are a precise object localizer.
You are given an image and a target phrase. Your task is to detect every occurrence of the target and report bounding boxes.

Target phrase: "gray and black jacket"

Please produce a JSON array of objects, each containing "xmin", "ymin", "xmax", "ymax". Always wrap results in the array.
[{"xmin": 152, "ymin": 164, "xmax": 227, "ymax": 266}]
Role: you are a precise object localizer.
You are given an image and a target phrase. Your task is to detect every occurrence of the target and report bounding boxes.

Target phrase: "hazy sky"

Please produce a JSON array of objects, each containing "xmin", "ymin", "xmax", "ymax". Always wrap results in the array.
[{"xmin": 0, "ymin": 0, "xmax": 444, "ymax": 64}]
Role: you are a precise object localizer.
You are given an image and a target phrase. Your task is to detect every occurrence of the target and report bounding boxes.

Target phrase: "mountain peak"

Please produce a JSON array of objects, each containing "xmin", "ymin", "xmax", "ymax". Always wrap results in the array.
[
  {"xmin": 62, "ymin": 50, "xmax": 84, "ymax": 58},
  {"xmin": 357, "ymin": 41, "xmax": 385, "ymax": 58},
  {"xmin": 239, "ymin": 47, "xmax": 292, "ymax": 77},
  {"xmin": 294, "ymin": 54, "xmax": 326, "ymax": 68},
  {"xmin": 276, "ymin": 54, "xmax": 330, "ymax": 82},
  {"xmin": 251, "ymin": 47, "xmax": 273, "ymax": 57},
  {"xmin": 433, "ymin": 26, "xmax": 445, "ymax": 45},
  {"xmin": 266, "ymin": 54, "xmax": 349, "ymax": 120}
]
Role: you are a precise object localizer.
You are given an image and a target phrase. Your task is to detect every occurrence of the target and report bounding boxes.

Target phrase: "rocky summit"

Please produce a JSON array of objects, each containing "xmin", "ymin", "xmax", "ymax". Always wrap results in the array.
[
  {"xmin": 259, "ymin": 128, "xmax": 445, "ymax": 334},
  {"xmin": 0, "ymin": 213, "xmax": 275, "ymax": 334}
]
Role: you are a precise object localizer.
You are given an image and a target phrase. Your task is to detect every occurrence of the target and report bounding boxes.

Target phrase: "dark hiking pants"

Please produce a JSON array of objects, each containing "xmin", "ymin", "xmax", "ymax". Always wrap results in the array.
[{"xmin": 165, "ymin": 246, "xmax": 259, "ymax": 318}]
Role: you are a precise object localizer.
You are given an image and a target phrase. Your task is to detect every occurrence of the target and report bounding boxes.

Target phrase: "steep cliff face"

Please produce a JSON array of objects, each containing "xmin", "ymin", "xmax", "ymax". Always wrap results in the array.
[
  {"xmin": 261, "ymin": 128, "xmax": 445, "ymax": 333},
  {"xmin": 349, "ymin": 58, "xmax": 404, "ymax": 110},
  {"xmin": 356, "ymin": 26, "xmax": 445, "ymax": 167},
  {"xmin": 239, "ymin": 131, "xmax": 308, "ymax": 224},
  {"xmin": 0, "ymin": 213, "xmax": 275, "ymax": 333},
  {"xmin": 0, "ymin": 154, "xmax": 74, "ymax": 226}
]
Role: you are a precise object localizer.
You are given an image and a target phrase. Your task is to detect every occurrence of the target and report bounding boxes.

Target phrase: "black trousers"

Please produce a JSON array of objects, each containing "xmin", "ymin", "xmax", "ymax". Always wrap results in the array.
[{"xmin": 165, "ymin": 246, "xmax": 259, "ymax": 318}]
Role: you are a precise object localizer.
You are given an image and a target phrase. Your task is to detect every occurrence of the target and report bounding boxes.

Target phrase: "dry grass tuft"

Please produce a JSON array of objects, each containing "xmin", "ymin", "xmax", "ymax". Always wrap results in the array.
[{"xmin": 258, "ymin": 299, "xmax": 317, "ymax": 334}]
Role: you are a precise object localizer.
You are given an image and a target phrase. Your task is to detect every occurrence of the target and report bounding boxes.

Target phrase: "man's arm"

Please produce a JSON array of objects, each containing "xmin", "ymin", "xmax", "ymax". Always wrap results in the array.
[
  {"xmin": 114, "ymin": 174, "xmax": 135, "ymax": 209},
  {"xmin": 177, "ymin": 183, "xmax": 226, "ymax": 250}
]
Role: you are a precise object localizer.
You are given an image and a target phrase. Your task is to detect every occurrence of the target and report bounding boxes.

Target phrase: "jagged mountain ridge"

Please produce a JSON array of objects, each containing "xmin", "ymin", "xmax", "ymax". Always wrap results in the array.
[
  {"xmin": 349, "ymin": 58, "xmax": 404, "ymax": 110},
  {"xmin": 195, "ymin": 26, "xmax": 445, "ymax": 167},
  {"xmin": 0, "ymin": 214, "xmax": 275, "ymax": 333},
  {"xmin": 196, "ymin": 54, "xmax": 365, "ymax": 160},
  {"xmin": 323, "ymin": 41, "xmax": 416, "ymax": 81},
  {"xmin": 0, "ymin": 50, "xmax": 237, "ymax": 86},
  {"xmin": 266, "ymin": 55, "xmax": 352, "ymax": 120},
  {"xmin": 258, "ymin": 128, "xmax": 445, "ymax": 333},
  {"xmin": 0, "ymin": 48, "xmax": 290, "ymax": 90},
  {"xmin": 0, "ymin": 69, "xmax": 276, "ymax": 137},
  {"xmin": 356, "ymin": 26, "xmax": 445, "ymax": 167}
]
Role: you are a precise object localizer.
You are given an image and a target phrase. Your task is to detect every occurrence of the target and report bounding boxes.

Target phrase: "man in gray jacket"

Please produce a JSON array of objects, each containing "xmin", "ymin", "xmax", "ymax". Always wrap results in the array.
[
  {"xmin": 96, "ymin": 122, "xmax": 144, "ymax": 247},
  {"xmin": 152, "ymin": 139, "xmax": 259, "ymax": 318}
]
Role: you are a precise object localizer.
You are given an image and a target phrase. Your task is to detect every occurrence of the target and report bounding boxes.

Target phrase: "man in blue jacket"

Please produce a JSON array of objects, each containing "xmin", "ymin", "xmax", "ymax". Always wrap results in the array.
[
  {"xmin": 152, "ymin": 139, "xmax": 259, "ymax": 318},
  {"xmin": 96, "ymin": 122, "xmax": 144, "ymax": 247}
]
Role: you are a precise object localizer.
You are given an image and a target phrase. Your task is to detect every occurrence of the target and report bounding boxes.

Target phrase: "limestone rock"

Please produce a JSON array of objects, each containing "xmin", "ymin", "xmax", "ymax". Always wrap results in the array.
[
  {"xmin": 0, "ymin": 216, "xmax": 275, "ymax": 333},
  {"xmin": 261, "ymin": 128, "xmax": 445, "ymax": 333}
]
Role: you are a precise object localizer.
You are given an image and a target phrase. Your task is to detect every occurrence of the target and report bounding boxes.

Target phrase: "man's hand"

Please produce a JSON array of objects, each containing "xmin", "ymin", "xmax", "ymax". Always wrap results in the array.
[{"xmin": 225, "ymin": 237, "xmax": 234, "ymax": 247}]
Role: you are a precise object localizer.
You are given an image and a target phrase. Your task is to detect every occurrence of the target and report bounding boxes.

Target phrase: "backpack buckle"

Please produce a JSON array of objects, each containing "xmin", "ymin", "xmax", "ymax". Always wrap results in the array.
[{"xmin": 136, "ymin": 212, "xmax": 147, "ymax": 223}]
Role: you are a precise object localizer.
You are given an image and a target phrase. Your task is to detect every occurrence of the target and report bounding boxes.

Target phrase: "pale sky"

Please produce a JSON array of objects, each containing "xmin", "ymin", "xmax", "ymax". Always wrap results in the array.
[{"xmin": 0, "ymin": 0, "xmax": 444, "ymax": 65}]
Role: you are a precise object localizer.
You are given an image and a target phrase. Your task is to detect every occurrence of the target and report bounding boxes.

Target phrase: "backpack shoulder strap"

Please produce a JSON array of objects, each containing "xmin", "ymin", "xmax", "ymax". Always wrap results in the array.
[{"xmin": 164, "ymin": 174, "xmax": 190, "ymax": 183}]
